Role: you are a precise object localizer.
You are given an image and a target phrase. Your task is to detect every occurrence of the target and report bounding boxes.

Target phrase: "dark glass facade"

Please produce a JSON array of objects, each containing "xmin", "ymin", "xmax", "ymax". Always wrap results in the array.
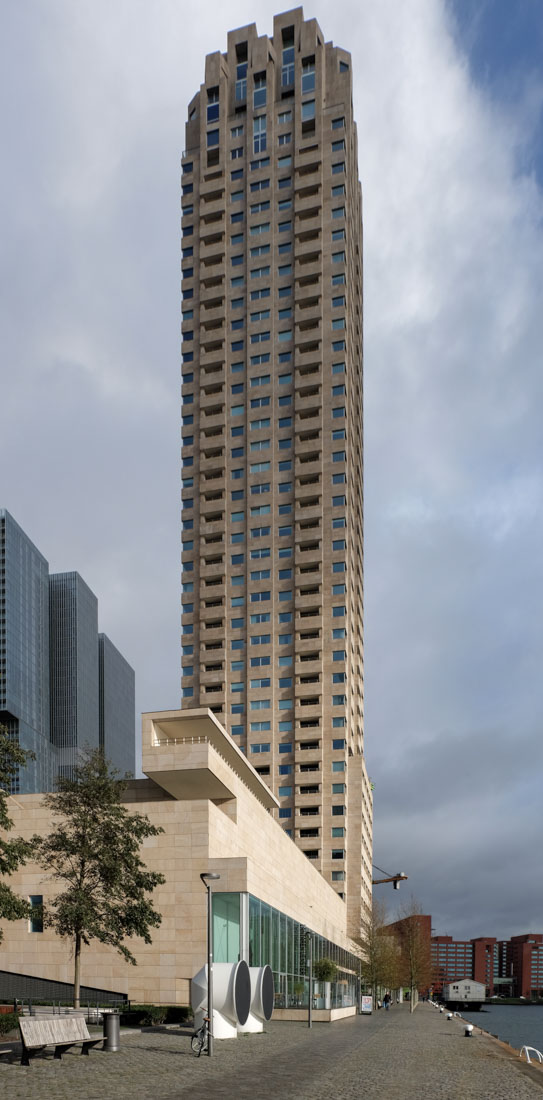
[
  {"xmin": 0, "ymin": 511, "xmax": 135, "ymax": 791},
  {"xmin": 0, "ymin": 510, "xmax": 54, "ymax": 792},
  {"xmin": 99, "ymin": 633, "xmax": 135, "ymax": 775},
  {"xmin": 49, "ymin": 572, "xmax": 100, "ymax": 778}
]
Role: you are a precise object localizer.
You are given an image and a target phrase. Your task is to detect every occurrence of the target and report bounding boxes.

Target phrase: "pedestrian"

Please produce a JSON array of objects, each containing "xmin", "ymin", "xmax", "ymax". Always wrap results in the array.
[{"xmin": 383, "ymin": 993, "xmax": 391, "ymax": 1011}]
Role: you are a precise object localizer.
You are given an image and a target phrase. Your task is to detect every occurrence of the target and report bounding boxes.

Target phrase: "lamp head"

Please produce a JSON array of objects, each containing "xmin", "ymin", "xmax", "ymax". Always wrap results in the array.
[{"xmin": 200, "ymin": 872, "xmax": 221, "ymax": 886}]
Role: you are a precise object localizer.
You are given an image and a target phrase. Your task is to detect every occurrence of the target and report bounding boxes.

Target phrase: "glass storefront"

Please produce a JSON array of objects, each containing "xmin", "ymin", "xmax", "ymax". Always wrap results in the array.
[
  {"xmin": 213, "ymin": 892, "xmax": 241, "ymax": 964},
  {"xmin": 212, "ymin": 891, "xmax": 359, "ymax": 1010}
]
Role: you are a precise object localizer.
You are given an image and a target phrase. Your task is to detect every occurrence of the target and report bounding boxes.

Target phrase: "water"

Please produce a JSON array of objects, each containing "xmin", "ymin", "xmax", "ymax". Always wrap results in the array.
[{"xmin": 461, "ymin": 1004, "xmax": 543, "ymax": 1053}]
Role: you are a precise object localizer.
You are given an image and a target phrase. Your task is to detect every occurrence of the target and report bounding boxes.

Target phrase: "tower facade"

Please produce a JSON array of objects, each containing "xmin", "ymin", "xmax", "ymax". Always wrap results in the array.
[
  {"xmin": 0, "ymin": 509, "xmax": 54, "ymax": 793},
  {"xmin": 99, "ymin": 633, "xmax": 136, "ymax": 776},
  {"xmin": 0, "ymin": 513, "xmax": 136, "ymax": 790},
  {"xmin": 49, "ymin": 572, "xmax": 100, "ymax": 779},
  {"xmin": 180, "ymin": 8, "xmax": 372, "ymax": 934}
]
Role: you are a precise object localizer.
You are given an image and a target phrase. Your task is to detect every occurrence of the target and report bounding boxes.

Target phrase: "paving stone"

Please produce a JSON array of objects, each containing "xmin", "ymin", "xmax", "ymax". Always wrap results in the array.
[{"xmin": 0, "ymin": 1004, "xmax": 542, "ymax": 1099}]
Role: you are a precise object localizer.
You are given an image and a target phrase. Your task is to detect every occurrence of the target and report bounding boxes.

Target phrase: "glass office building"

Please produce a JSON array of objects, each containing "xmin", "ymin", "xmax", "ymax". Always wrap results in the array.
[
  {"xmin": 99, "ymin": 633, "xmax": 136, "ymax": 775},
  {"xmin": 49, "ymin": 572, "xmax": 100, "ymax": 779},
  {"xmin": 1, "ymin": 511, "xmax": 135, "ymax": 790},
  {"xmin": 0, "ymin": 510, "xmax": 55, "ymax": 793}
]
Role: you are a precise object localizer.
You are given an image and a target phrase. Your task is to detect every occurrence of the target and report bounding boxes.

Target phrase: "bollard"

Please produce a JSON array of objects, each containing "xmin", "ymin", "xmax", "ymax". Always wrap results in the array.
[
  {"xmin": 103, "ymin": 1011, "xmax": 121, "ymax": 1052},
  {"xmin": 465, "ymin": 1024, "xmax": 473, "ymax": 1038},
  {"xmin": 447, "ymin": 1013, "xmax": 453, "ymax": 1021},
  {"xmin": 440, "ymin": 1006, "xmax": 444, "ymax": 1013}
]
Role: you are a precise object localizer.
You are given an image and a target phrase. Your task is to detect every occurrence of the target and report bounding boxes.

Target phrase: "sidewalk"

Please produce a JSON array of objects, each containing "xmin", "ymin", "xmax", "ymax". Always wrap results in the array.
[{"xmin": 1, "ymin": 1003, "xmax": 542, "ymax": 1099}]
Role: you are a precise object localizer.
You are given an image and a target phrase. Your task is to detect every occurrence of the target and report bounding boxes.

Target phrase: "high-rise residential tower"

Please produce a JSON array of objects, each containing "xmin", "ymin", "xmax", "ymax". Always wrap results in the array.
[{"xmin": 180, "ymin": 8, "xmax": 372, "ymax": 935}]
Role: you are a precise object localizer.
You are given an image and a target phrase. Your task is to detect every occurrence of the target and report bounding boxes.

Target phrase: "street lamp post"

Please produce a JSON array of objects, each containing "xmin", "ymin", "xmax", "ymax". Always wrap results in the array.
[
  {"xmin": 200, "ymin": 871, "xmax": 221, "ymax": 1056},
  {"xmin": 306, "ymin": 931, "xmax": 313, "ymax": 1029}
]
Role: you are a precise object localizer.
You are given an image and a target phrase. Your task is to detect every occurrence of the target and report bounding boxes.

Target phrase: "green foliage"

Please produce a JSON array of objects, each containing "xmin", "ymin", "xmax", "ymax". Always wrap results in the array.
[
  {"xmin": 0, "ymin": 724, "xmax": 35, "ymax": 939},
  {"xmin": 164, "ymin": 1005, "xmax": 191, "ymax": 1024},
  {"xmin": 31, "ymin": 748, "xmax": 166, "ymax": 1004},
  {"xmin": 120, "ymin": 1004, "xmax": 191, "ymax": 1027},
  {"xmin": 0, "ymin": 1012, "xmax": 20, "ymax": 1035},
  {"xmin": 313, "ymin": 957, "xmax": 338, "ymax": 983},
  {"xmin": 141, "ymin": 1004, "xmax": 167, "ymax": 1026}
]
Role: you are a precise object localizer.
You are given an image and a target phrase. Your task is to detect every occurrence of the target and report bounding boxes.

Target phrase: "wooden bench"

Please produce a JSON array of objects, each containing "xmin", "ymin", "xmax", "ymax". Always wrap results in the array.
[{"xmin": 19, "ymin": 1016, "xmax": 102, "ymax": 1066}]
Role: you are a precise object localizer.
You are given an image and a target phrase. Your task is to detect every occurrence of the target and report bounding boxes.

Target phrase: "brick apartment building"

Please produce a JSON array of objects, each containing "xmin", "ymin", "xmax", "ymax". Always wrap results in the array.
[{"xmin": 432, "ymin": 930, "xmax": 543, "ymax": 999}]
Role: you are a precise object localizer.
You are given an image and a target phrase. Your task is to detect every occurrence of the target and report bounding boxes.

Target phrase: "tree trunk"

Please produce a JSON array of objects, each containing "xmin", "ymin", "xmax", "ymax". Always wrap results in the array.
[{"xmin": 74, "ymin": 933, "xmax": 82, "ymax": 1009}]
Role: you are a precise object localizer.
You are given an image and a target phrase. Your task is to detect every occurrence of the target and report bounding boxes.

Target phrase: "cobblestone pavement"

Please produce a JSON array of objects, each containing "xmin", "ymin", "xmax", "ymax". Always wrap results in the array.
[{"xmin": 1, "ymin": 1003, "xmax": 543, "ymax": 1100}]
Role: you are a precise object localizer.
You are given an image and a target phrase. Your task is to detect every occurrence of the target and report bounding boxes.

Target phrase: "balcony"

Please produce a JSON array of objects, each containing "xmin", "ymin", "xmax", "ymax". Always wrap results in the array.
[
  {"xmin": 200, "ymin": 665, "xmax": 224, "ymax": 684},
  {"xmin": 295, "ymin": 407, "xmax": 321, "ymax": 428},
  {"xmin": 297, "ymin": 558, "xmax": 320, "ymax": 573},
  {"xmin": 295, "ymin": 428, "xmax": 322, "ymax": 453},
  {"xmin": 202, "ymin": 678, "xmax": 225, "ymax": 695},
  {"xmin": 200, "ymin": 388, "xmax": 224, "ymax": 409},
  {"xmin": 295, "ymin": 650, "xmax": 321, "ymax": 671},
  {"xmin": 295, "ymin": 346, "xmax": 321, "ymax": 371},
  {"xmin": 295, "ymin": 158, "xmax": 321, "ymax": 180},
  {"xmin": 200, "ymin": 624, "xmax": 226, "ymax": 647},
  {"xmin": 200, "ymin": 560, "xmax": 225, "ymax": 580},
  {"xmin": 295, "ymin": 218, "xmax": 321, "ymax": 240},
  {"xmin": 295, "ymin": 253, "xmax": 321, "ymax": 280},
  {"xmin": 297, "ymin": 783, "xmax": 321, "ymax": 798},
  {"xmin": 200, "ymin": 203, "xmax": 224, "ymax": 225},
  {"xmin": 200, "ymin": 414, "xmax": 225, "ymax": 437},
  {"xmin": 201, "ymin": 253, "xmax": 225, "ymax": 278},
  {"xmin": 295, "ymin": 299, "xmax": 321, "ymax": 325},
  {"xmin": 199, "ymin": 348, "xmax": 225, "ymax": 373},
  {"xmin": 200, "ymin": 452, "xmax": 225, "ymax": 473},
  {"xmin": 294, "ymin": 183, "xmax": 321, "ymax": 207},
  {"xmin": 295, "ymin": 705, "xmax": 322, "ymax": 728},
  {"xmin": 295, "ymin": 505, "xmax": 322, "ymax": 527},
  {"xmin": 200, "ymin": 272, "xmax": 224, "ymax": 293},
  {"xmin": 201, "ymin": 302, "xmax": 226, "ymax": 325},
  {"xmin": 295, "ymin": 233, "xmax": 321, "ymax": 261}
]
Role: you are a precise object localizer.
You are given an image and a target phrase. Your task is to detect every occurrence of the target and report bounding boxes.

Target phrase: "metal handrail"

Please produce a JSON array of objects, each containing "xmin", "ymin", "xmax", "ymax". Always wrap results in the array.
[
  {"xmin": 154, "ymin": 735, "xmax": 209, "ymax": 746},
  {"xmin": 520, "ymin": 1045, "xmax": 543, "ymax": 1064}
]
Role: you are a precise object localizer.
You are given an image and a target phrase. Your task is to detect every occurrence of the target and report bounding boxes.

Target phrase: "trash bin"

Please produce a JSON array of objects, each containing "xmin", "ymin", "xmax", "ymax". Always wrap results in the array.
[{"xmin": 103, "ymin": 1011, "xmax": 120, "ymax": 1052}]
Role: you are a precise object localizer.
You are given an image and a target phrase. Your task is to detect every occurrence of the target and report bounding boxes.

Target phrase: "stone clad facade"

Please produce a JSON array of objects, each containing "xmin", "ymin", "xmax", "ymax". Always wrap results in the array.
[{"xmin": 1, "ymin": 709, "xmax": 361, "ymax": 1010}]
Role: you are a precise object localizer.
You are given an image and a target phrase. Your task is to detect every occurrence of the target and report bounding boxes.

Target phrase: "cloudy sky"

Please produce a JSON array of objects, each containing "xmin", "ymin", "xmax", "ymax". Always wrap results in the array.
[{"xmin": 2, "ymin": 0, "xmax": 542, "ymax": 941}]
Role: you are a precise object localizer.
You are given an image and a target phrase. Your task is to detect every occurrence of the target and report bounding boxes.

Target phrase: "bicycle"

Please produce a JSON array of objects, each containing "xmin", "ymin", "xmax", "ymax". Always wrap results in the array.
[{"xmin": 190, "ymin": 1016, "xmax": 210, "ymax": 1056}]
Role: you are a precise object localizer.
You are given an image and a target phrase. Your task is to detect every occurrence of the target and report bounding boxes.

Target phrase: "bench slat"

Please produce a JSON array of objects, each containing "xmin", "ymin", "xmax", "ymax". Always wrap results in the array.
[
  {"xmin": 20, "ymin": 1017, "xmax": 91, "ymax": 1048},
  {"xmin": 19, "ymin": 1017, "xmax": 101, "ymax": 1065}
]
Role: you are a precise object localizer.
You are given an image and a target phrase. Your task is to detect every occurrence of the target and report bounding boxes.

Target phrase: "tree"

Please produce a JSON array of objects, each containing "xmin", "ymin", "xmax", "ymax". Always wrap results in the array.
[
  {"xmin": 357, "ymin": 899, "xmax": 402, "ymax": 1004},
  {"xmin": 32, "ymin": 748, "xmax": 166, "ymax": 1008},
  {"xmin": 313, "ymin": 957, "xmax": 338, "ymax": 983},
  {"xmin": 0, "ymin": 723, "xmax": 34, "ymax": 938},
  {"xmin": 395, "ymin": 899, "xmax": 433, "ymax": 1012}
]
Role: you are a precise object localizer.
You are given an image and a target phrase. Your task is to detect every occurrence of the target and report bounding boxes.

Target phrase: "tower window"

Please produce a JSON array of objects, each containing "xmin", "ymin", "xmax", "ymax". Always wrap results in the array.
[
  {"xmin": 236, "ymin": 62, "xmax": 248, "ymax": 101},
  {"xmin": 207, "ymin": 86, "xmax": 219, "ymax": 123},
  {"xmin": 253, "ymin": 73, "xmax": 267, "ymax": 109},
  {"xmin": 301, "ymin": 57, "xmax": 315, "ymax": 94}
]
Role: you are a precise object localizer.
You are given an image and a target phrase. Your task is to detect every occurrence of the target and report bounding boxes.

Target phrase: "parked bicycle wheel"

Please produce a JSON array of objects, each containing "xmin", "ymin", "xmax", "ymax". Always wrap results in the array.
[{"xmin": 191, "ymin": 1028, "xmax": 206, "ymax": 1055}]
